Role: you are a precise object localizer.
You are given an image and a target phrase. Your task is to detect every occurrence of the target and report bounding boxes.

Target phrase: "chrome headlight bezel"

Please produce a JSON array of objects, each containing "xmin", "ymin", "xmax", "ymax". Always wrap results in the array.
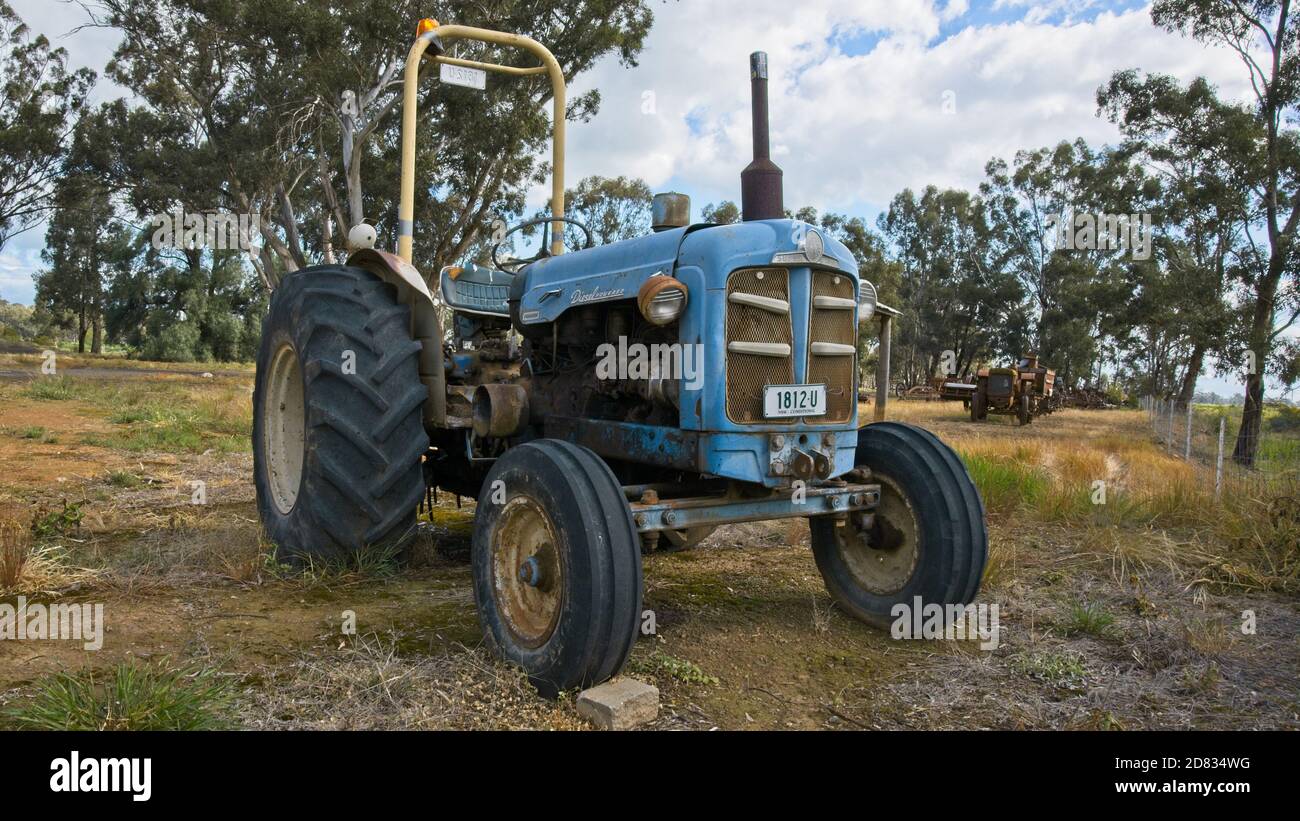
[
  {"xmin": 798, "ymin": 227, "xmax": 824, "ymax": 261},
  {"xmin": 857, "ymin": 279, "xmax": 877, "ymax": 324},
  {"xmin": 637, "ymin": 276, "xmax": 689, "ymax": 326}
]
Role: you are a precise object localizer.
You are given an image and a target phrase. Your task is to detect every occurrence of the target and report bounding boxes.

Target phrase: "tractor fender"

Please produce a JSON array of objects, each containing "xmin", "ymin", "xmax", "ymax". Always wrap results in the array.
[{"xmin": 346, "ymin": 248, "xmax": 447, "ymax": 427}]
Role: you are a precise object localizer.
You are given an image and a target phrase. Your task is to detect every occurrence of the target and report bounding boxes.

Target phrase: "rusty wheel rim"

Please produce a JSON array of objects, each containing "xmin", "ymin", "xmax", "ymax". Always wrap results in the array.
[
  {"xmin": 835, "ymin": 474, "xmax": 919, "ymax": 595},
  {"xmin": 490, "ymin": 496, "xmax": 564, "ymax": 649}
]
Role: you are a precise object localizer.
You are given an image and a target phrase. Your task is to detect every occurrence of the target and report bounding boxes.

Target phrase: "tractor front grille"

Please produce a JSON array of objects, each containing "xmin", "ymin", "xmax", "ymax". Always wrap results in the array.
[
  {"xmin": 806, "ymin": 271, "xmax": 857, "ymax": 423},
  {"xmin": 725, "ymin": 268, "xmax": 793, "ymax": 424}
]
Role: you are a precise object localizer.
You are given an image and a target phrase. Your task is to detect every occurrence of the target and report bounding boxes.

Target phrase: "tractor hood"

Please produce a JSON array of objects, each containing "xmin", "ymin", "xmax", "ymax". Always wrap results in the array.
[
  {"xmin": 510, "ymin": 220, "xmax": 859, "ymax": 326},
  {"xmin": 510, "ymin": 226, "xmax": 691, "ymax": 325}
]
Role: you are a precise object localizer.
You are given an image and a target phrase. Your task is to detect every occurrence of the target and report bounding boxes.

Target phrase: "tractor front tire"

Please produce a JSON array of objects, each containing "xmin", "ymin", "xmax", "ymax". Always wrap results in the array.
[
  {"xmin": 253, "ymin": 265, "xmax": 429, "ymax": 564},
  {"xmin": 1017, "ymin": 393, "xmax": 1031, "ymax": 426},
  {"xmin": 810, "ymin": 422, "xmax": 987, "ymax": 628},
  {"xmin": 472, "ymin": 440, "xmax": 643, "ymax": 696},
  {"xmin": 970, "ymin": 390, "xmax": 986, "ymax": 422}
]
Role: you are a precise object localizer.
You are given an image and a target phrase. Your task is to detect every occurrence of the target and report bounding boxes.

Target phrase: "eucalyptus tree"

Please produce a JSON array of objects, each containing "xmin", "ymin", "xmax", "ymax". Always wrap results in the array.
[
  {"xmin": 878, "ymin": 186, "xmax": 1025, "ymax": 385},
  {"xmin": 552, "ymin": 175, "xmax": 652, "ymax": 247},
  {"xmin": 94, "ymin": 0, "xmax": 654, "ymax": 284},
  {"xmin": 1129, "ymin": 0, "xmax": 1300, "ymax": 465},
  {"xmin": 1099, "ymin": 74, "xmax": 1246, "ymax": 406},
  {"xmin": 0, "ymin": 1, "xmax": 94, "ymax": 251}
]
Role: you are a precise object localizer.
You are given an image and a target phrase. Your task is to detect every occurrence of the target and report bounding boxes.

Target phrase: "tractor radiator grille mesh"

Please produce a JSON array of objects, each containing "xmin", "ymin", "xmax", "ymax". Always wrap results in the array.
[
  {"xmin": 726, "ymin": 268, "xmax": 793, "ymax": 424},
  {"xmin": 807, "ymin": 271, "xmax": 857, "ymax": 423}
]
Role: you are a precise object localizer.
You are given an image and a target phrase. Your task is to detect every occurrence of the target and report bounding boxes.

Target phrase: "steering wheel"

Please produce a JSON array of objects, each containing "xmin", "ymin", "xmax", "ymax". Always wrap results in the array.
[{"xmin": 492, "ymin": 215, "xmax": 594, "ymax": 271}]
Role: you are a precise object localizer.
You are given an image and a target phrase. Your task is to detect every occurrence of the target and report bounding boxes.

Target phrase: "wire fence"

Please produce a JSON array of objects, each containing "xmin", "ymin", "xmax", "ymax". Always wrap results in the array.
[{"xmin": 1141, "ymin": 396, "xmax": 1299, "ymax": 501}]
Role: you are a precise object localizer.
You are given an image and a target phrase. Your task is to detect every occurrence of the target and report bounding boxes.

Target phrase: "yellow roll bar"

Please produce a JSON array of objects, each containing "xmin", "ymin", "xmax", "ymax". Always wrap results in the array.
[{"xmin": 398, "ymin": 23, "xmax": 567, "ymax": 263}]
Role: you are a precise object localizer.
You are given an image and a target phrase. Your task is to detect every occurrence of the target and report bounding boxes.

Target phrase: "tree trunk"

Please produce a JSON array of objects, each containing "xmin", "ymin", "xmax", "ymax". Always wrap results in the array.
[
  {"xmin": 1232, "ymin": 371, "xmax": 1264, "ymax": 468},
  {"xmin": 276, "ymin": 184, "xmax": 308, "ymax": 269},
  {"xmin": 77, "ymin": 305, "xmax": 86, "ymax": 354},
  {"xmin": 1174, "ymin": 343, "xmax": 1204, "ymax": 410},
  {"xmin": 347, "ymin": 150, "xmax": 364, "ymax": 228},
  {"xmin": 91, "ymin": 313, "xmax": 103, "ymax": 355},
  {"xmin": 322, "ymin": 214, "xmax": 336, "ymax": 264},
  {"xmin": 1232, "ymin": 257, "xmax": 1281, "ymax": 466}
]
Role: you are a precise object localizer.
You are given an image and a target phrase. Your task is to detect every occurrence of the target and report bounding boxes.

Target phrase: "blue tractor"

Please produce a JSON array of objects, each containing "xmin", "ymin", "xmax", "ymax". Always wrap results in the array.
[{"xmin": 252, "ymin": 20, "xmax": 987, "ymax": 695}]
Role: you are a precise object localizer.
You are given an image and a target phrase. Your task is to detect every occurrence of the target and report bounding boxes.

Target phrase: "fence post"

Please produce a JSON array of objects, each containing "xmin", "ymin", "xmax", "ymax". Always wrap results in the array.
[
  {"xmin": 1184, "ymin": 402, "xmax": 1193, "ymax": 459},
  {"xmin": 1167, "ymin": 400, "xmax": 1174, "ymax": 451},
  {"xmin": 1215, "ymin": 416, "xmax": 1225, "ymax": 502}
]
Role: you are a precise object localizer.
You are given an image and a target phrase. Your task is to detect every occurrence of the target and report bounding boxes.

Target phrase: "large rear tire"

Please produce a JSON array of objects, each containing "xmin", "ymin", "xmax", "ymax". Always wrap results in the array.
[
  {"xmin": 253, "ymin": 265, "xmax": 429, "ymax": 564},
  {"xmin": 810, "ymin": 422, "xmax": 987, "ymax": 628},
  {"xmin": 472, "ymin": 440, "xmax": 643, "ymax": 696}
]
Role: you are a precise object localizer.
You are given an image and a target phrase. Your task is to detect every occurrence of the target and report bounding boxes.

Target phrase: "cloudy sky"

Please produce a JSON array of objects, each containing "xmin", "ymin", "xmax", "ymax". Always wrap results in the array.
[{"xmin": 0, "ymin": 0, "xmax": 1274, "ymax": 393}]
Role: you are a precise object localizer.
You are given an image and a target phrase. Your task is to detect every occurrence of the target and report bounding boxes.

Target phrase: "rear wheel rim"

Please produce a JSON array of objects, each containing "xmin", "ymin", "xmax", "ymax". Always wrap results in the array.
[
  {"xmin": 263, "ymin": 343, "xmax": 305, "ymax": 515},
  {"xmin": 835, "ymin": 474, "xmax": 920, "ymax": 595},
  {"xmin": 491, "ymin": 496, "xmax": 565, "ymax": 649}
]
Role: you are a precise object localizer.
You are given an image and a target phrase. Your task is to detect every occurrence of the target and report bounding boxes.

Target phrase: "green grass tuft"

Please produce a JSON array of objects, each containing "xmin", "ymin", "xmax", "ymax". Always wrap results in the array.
[
  {"xmin": 86, "ymin": 388, "xmax": 249, "ymax": 454},
  {"xmin": 1011, "ymin": 650, "xmax": 1087, "ymax": 687},
  {"xmin": 5, "ymin": 662, "xmax": 234, "ymax": 730},
  {"xmin": 628, "ymin": 650, "xmax": 719, "ymax": 686},
  {"xmin": 21, "ymin": 376, "xmax": 81, "ymax": 401},
  {"xmin": 1061, "ymin": 600, "xmax": 1118, "ymax": 638},
  {"xmin": 959, "ymin": 452, "xmax": 1050, "ymax": 515},
  {"xmin": 105, "ymin": 470, "xmax": 142, "ymax": 488}
]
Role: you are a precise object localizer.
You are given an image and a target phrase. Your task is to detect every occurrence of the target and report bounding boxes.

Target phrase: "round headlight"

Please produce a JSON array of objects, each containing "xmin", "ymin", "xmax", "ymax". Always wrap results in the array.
[
  {"xmin": 857, "ymin": 279, "xmax": 877, "ymax": 324},
  {"xmin": 800, "ymin": 227, "xmax": 824, "ymax": 261},
  {"xmin": 638, "ymin": 276, "xmax": 688, "ymax": 326}
]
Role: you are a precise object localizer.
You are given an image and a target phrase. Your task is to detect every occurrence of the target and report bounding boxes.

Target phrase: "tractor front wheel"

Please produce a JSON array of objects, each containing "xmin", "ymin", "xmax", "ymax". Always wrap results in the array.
[
  {"xmin": 253, "ymin": 265, "xmax": 429, "ymax": 564},
  {"xmin": 472, "ymin": 440, "xmax": 643, "ymax": 696},
  {"xmin": 809, "ymin": 422, "xmax": 987, "ymax": 628},
  {"xmin": 1017, "ymin": 393, "xmax": 1031, "ymax": 426}
]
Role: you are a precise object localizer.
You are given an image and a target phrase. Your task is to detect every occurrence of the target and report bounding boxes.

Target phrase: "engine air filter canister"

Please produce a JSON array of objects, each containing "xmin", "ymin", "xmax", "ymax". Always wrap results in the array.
[{"xmin": 651, "ymin": 193, "xmax": 691, "ymax": 232}]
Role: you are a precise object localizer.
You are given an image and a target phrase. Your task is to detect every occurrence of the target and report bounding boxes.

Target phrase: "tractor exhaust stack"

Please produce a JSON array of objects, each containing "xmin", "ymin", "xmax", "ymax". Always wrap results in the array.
[{"xmin": 741, "ymin": 52, "xmax": 783, "ymax": 221}]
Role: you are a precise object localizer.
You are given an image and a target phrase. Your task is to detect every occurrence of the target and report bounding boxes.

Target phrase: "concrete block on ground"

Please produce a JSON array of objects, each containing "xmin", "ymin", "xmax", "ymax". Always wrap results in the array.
[{"xmin": 576, "ymin": 678, "xmax": 659, "ymax": 730}]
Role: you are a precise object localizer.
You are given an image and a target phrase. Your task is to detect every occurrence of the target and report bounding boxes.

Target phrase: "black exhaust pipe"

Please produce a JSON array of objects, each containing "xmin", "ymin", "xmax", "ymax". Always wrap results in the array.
[{"xmin": 741, "ymin": 52, "xmax": 783, "ymax": 221}]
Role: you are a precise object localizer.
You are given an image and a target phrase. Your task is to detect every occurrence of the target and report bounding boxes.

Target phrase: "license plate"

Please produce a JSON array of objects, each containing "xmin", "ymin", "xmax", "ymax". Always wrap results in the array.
[
  {"xmin": 440, "ymin": 63, "xmax": 487, "ymax": 90},
  {"xmin": 763, "ymin": 384, "xmax": 826, "ymax": 418}
]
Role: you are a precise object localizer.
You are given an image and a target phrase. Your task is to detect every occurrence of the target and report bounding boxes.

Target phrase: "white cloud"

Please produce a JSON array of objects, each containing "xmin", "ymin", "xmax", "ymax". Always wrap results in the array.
[
  {"xmin": 940, "ymin": 0, "xmax": 970, "ymax": 23},
  {"xmin": 0, "ymin": 0, "xmax": 1259, "ymax": 310},
  {"xmin": 8, "ymin": 0, "xmax": 121, "ymax": 102},
  {"xmin": 551, "ymin": 2, "xmax": 1250, "ymax": 218},
  {"xmin": 0, "ymin": 231, "xmax": 43, "ymax": 304}
]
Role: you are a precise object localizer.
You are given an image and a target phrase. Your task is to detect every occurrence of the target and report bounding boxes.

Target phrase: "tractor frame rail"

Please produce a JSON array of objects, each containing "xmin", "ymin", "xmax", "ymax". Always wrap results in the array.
[{"xmin": 627, "ymin": 482, "xmax": 880, "ymax": 534}]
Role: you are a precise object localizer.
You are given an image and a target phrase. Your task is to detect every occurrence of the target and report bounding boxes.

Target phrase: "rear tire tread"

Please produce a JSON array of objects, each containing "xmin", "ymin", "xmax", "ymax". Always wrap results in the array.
[{"xmin": 253, "ymin": 265, "xmax": 429, "ymax": 564}]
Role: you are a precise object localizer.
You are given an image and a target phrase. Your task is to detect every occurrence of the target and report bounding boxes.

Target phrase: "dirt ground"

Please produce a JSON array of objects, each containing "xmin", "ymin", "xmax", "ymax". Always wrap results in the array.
[{"xmin": 0, "ymin": 356, "xmax": 1297, "ymax": 730}]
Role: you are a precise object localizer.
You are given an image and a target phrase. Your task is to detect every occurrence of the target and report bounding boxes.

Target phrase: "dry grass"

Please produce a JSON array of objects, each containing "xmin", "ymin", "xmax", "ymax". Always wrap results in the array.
[
  {"xmin": 0, "ymin": 379, "xmax": 1290, "ymax": 731},
  {"xmin": 0, "ymin": 519, "xmax": 98, "ymax": 595},
  {"xmin": 17, "ymin": 375, "xmax": 253, "ymax": 454},
  {"xmin": 1180, "ymin": 617, "xmax": 1238, "ymax": 659},
  {"xmin": 239, "ymin": 633, "xmax": 586, "ymax": 730},
  {"xmin": 883, "ymin": 402, "xmax": 1300, "ymax": 596},
  {"xmin": 0, "ymin": 519, "xmax": 28, "ymax": 590},
  {"xmin": 0, "ymin": 350, "xmax": 254, "ymax": 374}
]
